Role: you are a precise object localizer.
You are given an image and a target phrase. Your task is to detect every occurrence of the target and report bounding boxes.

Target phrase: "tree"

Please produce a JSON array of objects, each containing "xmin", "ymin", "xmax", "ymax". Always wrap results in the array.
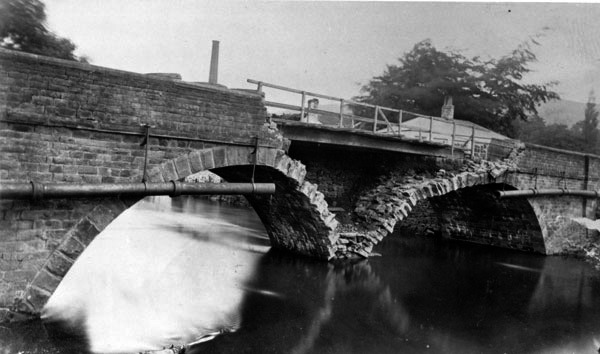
[
  {"xmin": 582, "ymin": 89, "xmax": 599, "ymax": 152},
  {"xmin": 0, "ymin": 0, "xmax": 82, "ymax": 61},
  {"xmin": 355, "ymin": 39, "xmax": 559, "ymax": 137},
  {"xmin": 516, "ymin": 116, "xmax": 585, "ymax": 151}
]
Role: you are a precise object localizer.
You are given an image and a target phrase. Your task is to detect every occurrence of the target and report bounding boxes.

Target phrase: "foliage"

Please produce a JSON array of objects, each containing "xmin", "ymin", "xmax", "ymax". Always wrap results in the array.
[
  {"xmin": 515, "ymin": 116, "xmax": 586, "ymax": 151},
  {"xmin": 355, "ymin": 39, "xmax": 559, "ymax": 137},
  {"xmin": 0, "ymin": 0, "xmax": 83, "ymax": 61},
  {"xmin": 582, "ymin": 90, "xmax": 599, "ymax": 151}
]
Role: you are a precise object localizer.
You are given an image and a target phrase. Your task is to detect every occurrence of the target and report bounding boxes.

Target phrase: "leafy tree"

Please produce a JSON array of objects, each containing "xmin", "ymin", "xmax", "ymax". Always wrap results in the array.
[
  {"xmin": 0, "ymin": 0, "xmax": 83, "ymax": 61},
  {"xmin": 355, "ymin": 39, "xmax": 559, "ymax": 137},
  {"xmin": 516, "ymin": 116, "xmax": 585, "ymax": 151},
  {"xmin": 582, "ymin": 89, "xmax": 599, "ymax": 152}
]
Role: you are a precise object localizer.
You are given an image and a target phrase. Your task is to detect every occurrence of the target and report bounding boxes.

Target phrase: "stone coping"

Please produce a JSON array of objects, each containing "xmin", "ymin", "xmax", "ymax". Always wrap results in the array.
[{"xmin": 0, "ymin": 48, "xmax": 262, "ymax": 99}]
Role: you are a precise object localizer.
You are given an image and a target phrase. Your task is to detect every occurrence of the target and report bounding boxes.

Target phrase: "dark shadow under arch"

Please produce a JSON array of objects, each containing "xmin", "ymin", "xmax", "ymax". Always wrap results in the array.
[
  {"xmin": 398, "ymin": 183, "xmax": 546, "ymax": 253},
  {"xmin": 211, "ymin": 164, "xmax": 336, "ymax": 259}
]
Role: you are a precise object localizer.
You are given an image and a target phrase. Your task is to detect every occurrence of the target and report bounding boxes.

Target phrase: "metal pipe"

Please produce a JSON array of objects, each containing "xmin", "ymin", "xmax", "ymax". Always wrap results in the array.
[
  {"xmin": 497, "ymin": 189, "xmax": 600, "ymax": 199},
  {"xmin": 0, "ymin": 182, "xmax": 276, "ymax": 200}
]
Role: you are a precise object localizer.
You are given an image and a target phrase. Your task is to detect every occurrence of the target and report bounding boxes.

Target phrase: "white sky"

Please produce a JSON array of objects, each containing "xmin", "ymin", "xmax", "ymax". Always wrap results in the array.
[{"xmin": 45, "ymin": 1, "xmax": 600, "ymax": 104}]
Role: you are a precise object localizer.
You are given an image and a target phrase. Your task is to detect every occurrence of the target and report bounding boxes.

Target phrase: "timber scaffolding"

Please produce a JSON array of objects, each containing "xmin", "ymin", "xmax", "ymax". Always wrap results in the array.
[{"xmin": 247, "ymin": 79, "xmax": 503, "ymax": 158}]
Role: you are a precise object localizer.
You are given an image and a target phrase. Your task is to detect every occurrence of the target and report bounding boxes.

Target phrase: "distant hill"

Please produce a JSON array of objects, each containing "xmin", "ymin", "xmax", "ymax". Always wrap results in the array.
[{"xmin": 537, "ymin": 99, "xmax": 586, "ymax": 127}]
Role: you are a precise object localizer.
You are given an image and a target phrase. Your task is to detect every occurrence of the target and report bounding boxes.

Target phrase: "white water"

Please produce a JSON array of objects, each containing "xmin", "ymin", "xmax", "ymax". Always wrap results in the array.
[
  {"xmin": 572, "ymin": 217, "xmax": 600, "ymax": 231},
  {"xmin": 43, "ymin": 197, "xmax": 269, "ymax": 353}
]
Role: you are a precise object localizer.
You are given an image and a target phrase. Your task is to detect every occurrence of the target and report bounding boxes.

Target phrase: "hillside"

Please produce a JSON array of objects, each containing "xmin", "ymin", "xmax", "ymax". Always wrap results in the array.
[{"xmin": 537, "ymin": 99, "xmax": 586, "ymax": 127}]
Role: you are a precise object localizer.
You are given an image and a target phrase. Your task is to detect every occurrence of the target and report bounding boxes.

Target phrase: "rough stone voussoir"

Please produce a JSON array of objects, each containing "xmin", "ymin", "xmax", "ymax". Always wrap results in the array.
[
  {"xmin": 31, "ymin": 269, "xmax": 61, "ymax": 293},
  {"xmin": 188, "ymin": 150, "xmax": 204, "ymax": 173},
  {"xmin": 275, "ymin": 154, "xmax": 292, "ymax": 174},
  {"xmin": 161, "ymin": 160, "xmax": 178, "ymax": 181},
  {"xmin": 45, "ymin": 252, "xmax": 74, "ymax": 277},
  {"xmin": 25, "ymin": 286, "xmax": 51, "ymax": 314},
  {"xmin": 174, "ymin": 155, "xmax": 192, "ymax": 178},
  {"xmin": 146, "ymin": 166, "xmax": 165, "ymax": 182},
  {"xmin": 87, "ymin": 204, "xmax": 118, "ymax": 231}
]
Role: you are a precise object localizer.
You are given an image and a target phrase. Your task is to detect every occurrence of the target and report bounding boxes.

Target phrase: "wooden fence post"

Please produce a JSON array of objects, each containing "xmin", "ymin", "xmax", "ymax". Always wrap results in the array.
[
  {"xmin": 398, "ymin": 110, "xmax": 403, "ymax": 137},
  {"xmin": 470, "ymin": 125, "xmax": 476, "ymax": 158},
  {"xmin": 339, "ymin": 99, "xmax": 344, "ymax": 128},
  {"xmin": 373, "ymin": 106, "xmax": 379, "ymax": 133},
  {"xmin": 300, "ymin": 91, "xmax": 306, "ymax": 122},
  {"xmin": 428, "ymin": 116, "xmax": 433, "ymax": 141}
]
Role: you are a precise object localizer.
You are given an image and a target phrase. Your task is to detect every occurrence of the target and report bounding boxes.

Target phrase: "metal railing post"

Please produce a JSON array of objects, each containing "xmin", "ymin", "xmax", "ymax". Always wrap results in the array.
[
  {"xmin": 373, "ymin": 106, "xmax": 379, "ymax": 133},
  {"xmin": 339, "ymin": 99, "xmax": 344, "ymax": 128},
  {"xmin": 428, "ymin": 116, "xmax": 433, "ymax": 142},
  {"xmin": 257, "ymin": 81, "xmax": 263, "ymax": 94},
  {"xmin": 300, "ymin": 91, "xmax": 306, "ymax": 122}
]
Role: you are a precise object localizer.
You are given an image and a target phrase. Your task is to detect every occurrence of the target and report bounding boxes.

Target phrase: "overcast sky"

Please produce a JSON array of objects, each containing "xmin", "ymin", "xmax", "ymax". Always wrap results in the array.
[{"xmin": 45, "ymin": 1, "xmax": 600, "ymax": 105}]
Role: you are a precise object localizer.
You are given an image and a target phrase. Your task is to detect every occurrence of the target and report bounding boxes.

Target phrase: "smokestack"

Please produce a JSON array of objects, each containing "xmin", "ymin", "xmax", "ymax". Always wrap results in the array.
[{"xmin": 209, "ymin": 40, "xmax": 220, "ymax": 84}]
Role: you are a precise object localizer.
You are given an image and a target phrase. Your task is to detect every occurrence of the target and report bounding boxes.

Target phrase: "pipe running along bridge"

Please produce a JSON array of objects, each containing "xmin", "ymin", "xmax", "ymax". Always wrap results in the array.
[{"xmin": 0, "ymin": 49, "xmax": 599, "ymax": 320}]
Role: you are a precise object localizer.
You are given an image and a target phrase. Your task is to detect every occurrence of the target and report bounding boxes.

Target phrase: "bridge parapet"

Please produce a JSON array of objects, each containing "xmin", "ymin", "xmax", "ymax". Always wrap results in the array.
[{"xmin": 0, "ymin": 48, "xmax": 282, "ymax": 154}]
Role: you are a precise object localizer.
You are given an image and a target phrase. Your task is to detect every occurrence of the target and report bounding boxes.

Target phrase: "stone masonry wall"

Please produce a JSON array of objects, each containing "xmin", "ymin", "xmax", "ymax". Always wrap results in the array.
[
  {"xmin": 286, "ymin": 142, "xmax": 458, "ymax": 219},
  {"xmin": 400, "ymin": 144, "xmax": 600, "ymax": 257},
  {"xmin": 487, "ymin": 138, "xmax": 519, "ymax": 161},
  {"xmin": 0, "ymin": 49, "xmax": 342, "ymax": 319},
  {"xmin": 510, "ymin": 144, "xmax": 600, "ymax": 254},
  {"xmin": 0, "ymin": 49, "xmax": 279, "ymax": 150}
]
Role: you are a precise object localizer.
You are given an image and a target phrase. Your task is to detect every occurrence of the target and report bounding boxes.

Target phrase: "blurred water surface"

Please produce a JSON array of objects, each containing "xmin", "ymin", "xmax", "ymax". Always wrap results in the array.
[{"xmin": 2, "ymin": 196, "xmax": 599, "ymax": 354}]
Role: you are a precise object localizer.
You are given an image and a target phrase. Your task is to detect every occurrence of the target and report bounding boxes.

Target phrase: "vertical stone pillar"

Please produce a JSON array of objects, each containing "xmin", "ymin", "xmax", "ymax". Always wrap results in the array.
[{"xmin": 441, "ymin": 96, "xmax": 454, "ymax": 120}]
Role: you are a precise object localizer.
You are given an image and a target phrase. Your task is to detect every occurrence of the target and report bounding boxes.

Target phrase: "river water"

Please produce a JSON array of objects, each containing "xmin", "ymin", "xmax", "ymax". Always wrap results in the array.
[{"xmin": 2, "ymin": 196, "xmax": 600, "ymax": 354}]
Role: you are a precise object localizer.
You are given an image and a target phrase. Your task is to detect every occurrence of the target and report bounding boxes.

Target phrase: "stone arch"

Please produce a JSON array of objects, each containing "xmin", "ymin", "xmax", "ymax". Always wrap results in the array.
[
  {"xmin": 400, "ymin": 183, "xmax": 546, "ymax": 253},
  {"xmin": 19, "ymin": 146, "xmax": 338, "ymax": 316},
  {"xmin": 337, "ymin": 168, "xmax": 546, "ymax": 258}
]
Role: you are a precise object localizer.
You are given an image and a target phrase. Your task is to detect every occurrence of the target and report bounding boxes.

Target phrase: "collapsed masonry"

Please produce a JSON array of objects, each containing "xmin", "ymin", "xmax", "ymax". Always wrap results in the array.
[{"xmin": 331, "ymin": 145, "xmax": 525, "ymax": 259}]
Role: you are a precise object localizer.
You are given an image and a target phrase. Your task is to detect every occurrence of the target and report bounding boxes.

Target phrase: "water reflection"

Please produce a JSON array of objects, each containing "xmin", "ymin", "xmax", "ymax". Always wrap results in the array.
[
  {"xmin": 191, "ymin": 233, "xmax": 600, "ymax": 354},
  {"xmin": 4, "ymin": 197, "xmax": 599, "ymax": 354}
]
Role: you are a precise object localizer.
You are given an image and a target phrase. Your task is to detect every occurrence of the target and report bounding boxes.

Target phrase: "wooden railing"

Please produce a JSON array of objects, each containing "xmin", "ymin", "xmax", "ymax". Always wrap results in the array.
[{"xmin": 247, "ymin": 79, "xmax": 502, "ymax": 158}]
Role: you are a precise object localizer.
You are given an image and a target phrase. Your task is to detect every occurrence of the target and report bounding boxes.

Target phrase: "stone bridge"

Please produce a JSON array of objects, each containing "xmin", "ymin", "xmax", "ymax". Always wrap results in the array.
[
  {"xmin": 285, "ymin": 139, "xmax": 599, "ymax": 259},
  {"xmin": 0, "ymin": 49, "xmax": 598, "ymax": 319}
]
